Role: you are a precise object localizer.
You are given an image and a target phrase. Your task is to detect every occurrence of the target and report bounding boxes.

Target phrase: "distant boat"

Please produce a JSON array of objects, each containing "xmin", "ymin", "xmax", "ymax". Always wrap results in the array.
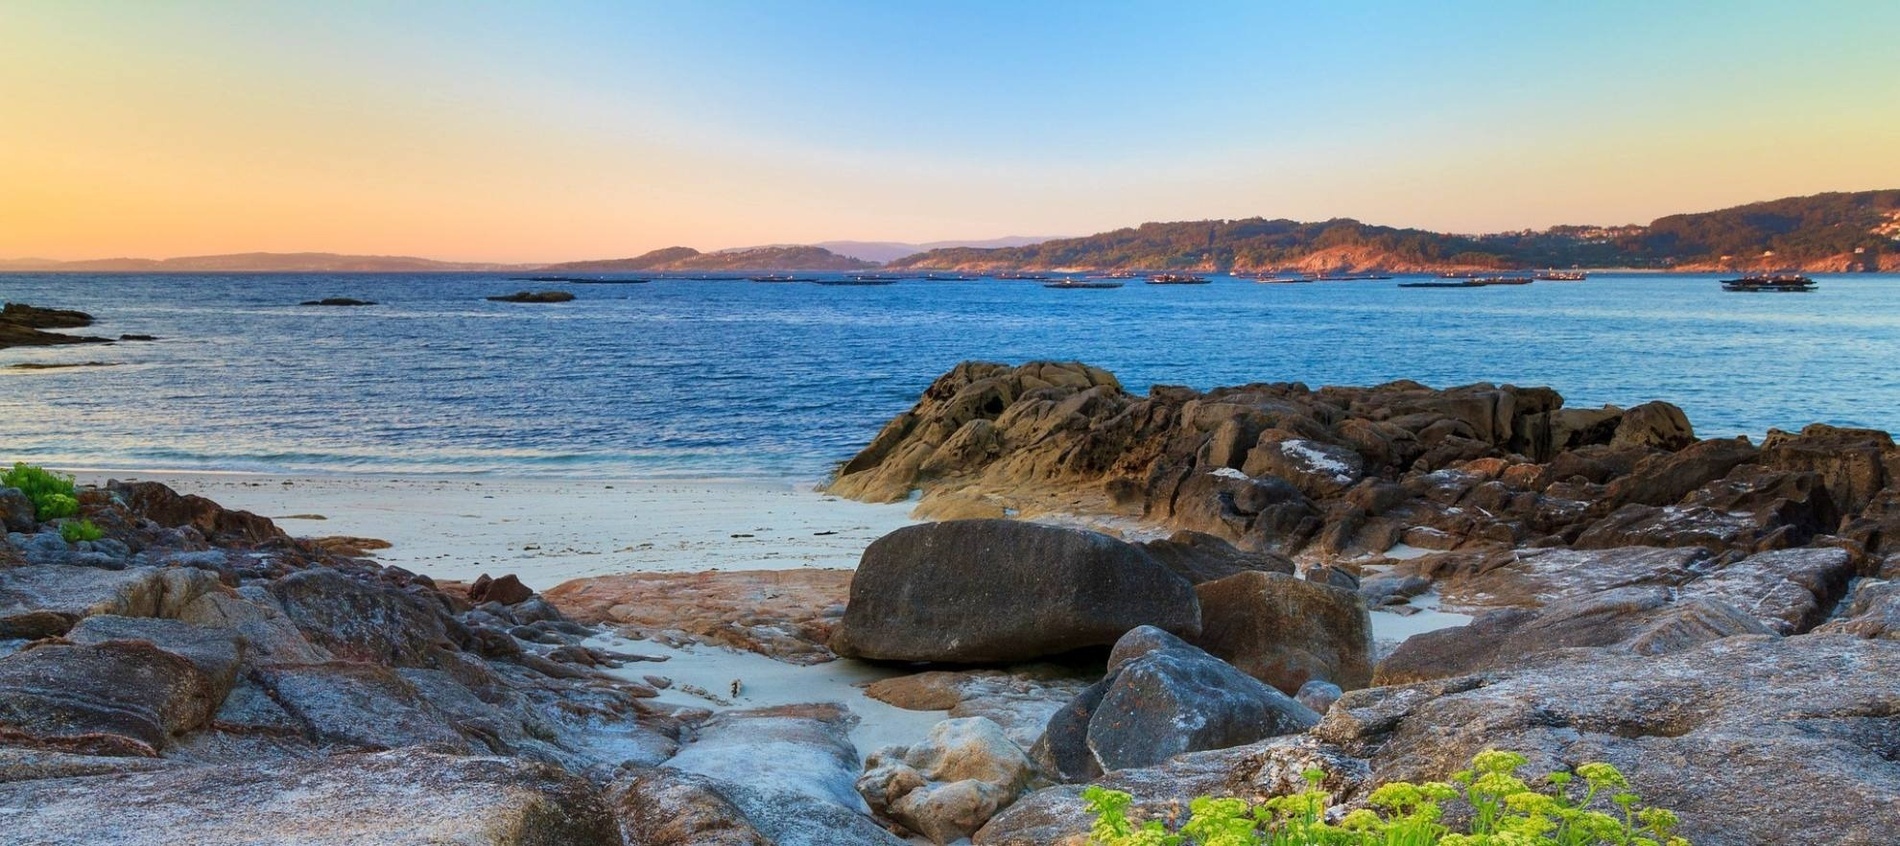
[
  {"xmin": 1399, "ymin": 276, "xmax": 1533, "ymax": 289},
  {"xmin": 1721, "ymin": 274, "xmax": 1816, "ymax": 292},
  {"xmin": 1046, "ymin": 280, "xmax": 1124, "ymax": 289},
  {"xmin": 814, "ymin": 278, "xmax": 897, "ymax": 286},
  {"xmin": 1472, "ymin": 276, "xmax": 1534, "ymax": 286},
  {"xmin": 1147, "ymin": 274, "xmax": 1210, "ymax": 285},
  {"xmin": 1535, "ymin": 270, "xmax": 1587, "ymax": 281}
]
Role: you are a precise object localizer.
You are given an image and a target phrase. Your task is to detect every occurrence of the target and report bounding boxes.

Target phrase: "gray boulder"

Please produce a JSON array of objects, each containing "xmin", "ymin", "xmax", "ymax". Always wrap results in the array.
[
  {"xmin": 858, "ymin": 717, "xmax": 1036, "ymax": 844},
  {"xmin": 1677, "ymin": 547, "xmax": 1857, "ymax": 634},
  {"xmin": 0, "ymin": 640, "xmax": 228, "ymax": 756},
  {"xmin": 833, "ymin": 520, "xmax": 1200, "ymax": 663},
  {"xmin": 0, "ymin": 565, "xmax": 164, "ymax": 638}
]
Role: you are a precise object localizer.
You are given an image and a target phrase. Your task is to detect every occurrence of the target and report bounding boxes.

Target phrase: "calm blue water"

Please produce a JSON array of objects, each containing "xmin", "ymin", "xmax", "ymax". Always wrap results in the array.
[{"xmin": 2, "ymin": 273, "xmax": 1896, "ymax": 481}]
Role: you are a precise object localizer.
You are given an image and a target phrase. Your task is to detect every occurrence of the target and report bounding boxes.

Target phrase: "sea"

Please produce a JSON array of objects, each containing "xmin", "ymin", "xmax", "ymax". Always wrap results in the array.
[{"xmin": 3, "ymin": 272, "xmax": 1897, "ymax": 483}]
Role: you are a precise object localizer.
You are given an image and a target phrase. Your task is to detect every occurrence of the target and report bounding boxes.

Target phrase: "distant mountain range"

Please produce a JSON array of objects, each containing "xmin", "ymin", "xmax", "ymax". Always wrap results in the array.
[
  {"xmin": 538, "ymin": 245, "xmax": 877, "ymax": 273},
  {"xmin": 892, "ymin": 190, "xmax": 1900, "ymax": 274},
  {"xmin": 6, "ymin": 190, "xmax": 1897, "ymax": 274}
]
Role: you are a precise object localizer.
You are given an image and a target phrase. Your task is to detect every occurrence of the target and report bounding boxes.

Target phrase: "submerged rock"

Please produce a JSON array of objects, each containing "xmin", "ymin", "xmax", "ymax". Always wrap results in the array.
[{"xmin": 487, "ymin": 290, "xmax": 576, "ymax": 303}]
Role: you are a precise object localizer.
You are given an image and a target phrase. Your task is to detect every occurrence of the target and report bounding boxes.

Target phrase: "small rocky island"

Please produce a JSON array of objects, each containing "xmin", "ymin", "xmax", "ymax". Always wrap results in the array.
[
  {"xmin": 486, "ymin": 290, "xmax": 576, "ymax": 303},
  {"xmin": 1, "ymin": 360, "xmax": 1895, "ymax": 845},
  {"xmin": 0, "ymin": 302, "xmax": 111, "ymax": 350}
]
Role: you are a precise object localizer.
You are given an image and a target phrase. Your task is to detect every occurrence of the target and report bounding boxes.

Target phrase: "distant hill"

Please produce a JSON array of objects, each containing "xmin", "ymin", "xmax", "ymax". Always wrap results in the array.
[
  {"xmin": 539, "ymin": 245, "xmax": 876, "ymax": 272},
  {"xmin": 813, "ymin": 236, "xmax": 1057, "ymax": 263},
  {"xmin": 890, "ymin": 190, "xmax": 1900, "ymax": 273},
  {"xmin": 0, "ymin": 252, "xmax": 523, "ymax": 273}
]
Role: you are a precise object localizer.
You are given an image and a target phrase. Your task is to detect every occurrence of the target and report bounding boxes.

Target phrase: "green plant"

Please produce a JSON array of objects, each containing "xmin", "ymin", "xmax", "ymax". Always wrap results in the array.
[
  {"xmin": 1084, "ymin": 750, "xmax": 1689, "ymax": 846},
  {"xmin": 60, "ymin": 518, "xmax": 105, "ymax": 544},
  {"xmin": 2, "ymin": 462, "xmax": 79, "ymax": 520}
]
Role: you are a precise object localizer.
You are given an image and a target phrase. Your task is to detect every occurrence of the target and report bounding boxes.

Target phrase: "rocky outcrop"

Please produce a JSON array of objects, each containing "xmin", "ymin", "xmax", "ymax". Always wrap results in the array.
[
  {"xmin": 831, "ymin": 520, "xmax": 1200, "ymax": 663},
  {"xmin": 0, "ymin": 302, "xmax": 112, "ymax": 349},
  {"xmin": 1320, "ymin": 635, "xmax": 1900, "ymax": 846}
]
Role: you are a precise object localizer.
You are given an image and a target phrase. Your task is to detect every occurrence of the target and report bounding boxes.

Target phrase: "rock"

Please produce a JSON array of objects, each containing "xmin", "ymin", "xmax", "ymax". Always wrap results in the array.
[
  {"xmin": 298, "ymin": 297, "xmax": 377, "ymax": 306},
  {"xmin": 471, "ymin": 572, "xmax": 536, "ymax": 605},
  {"xmin": 975, "ymin": 736, "xmax": 1368, "ymax": 846},
  {"xmin": 1136, "ymin": 530, "xmax": 1294, "ymax": 584},
  {"xmin": 1816, "ymin": 578, "xmax": 1900, "ymax": 639},
  {"xmin": 1600, "ymin": 437, "xmax": 1759, "ymax": 510},
  {"xmin": 267, "ymin": 568, "xmax": 452, "ymax": 667},
  {"xmin": 1318, "ymin": 635, "xmax": 1900, "ymax": 846},
  {"xmin": 0, "ymin": 302, "xmax": 110, "ymax": 348},
  {"xmin": 1676, "ymin": 547, "xmax": 1857, "ymax": 634},
  {"xmin": 1574, "ymin": 502, "xmax": 1780, "ymax": 552},
  {"xmin": 832, "ymin": 520, "xmax": 1200, "ymax": 663},
  {"xmin": 0, "ymin": 640, "xmax": 228, "ymax": 756},
  {"xmin": 173, "ymin": 588, "xmax": 333, "ymax": 665},
  {"xmin": 109, "ymin": 481, "xmax": 287, "ymax": 546},
  {"xmin": 1760, "ymin": 423, "xmax": 1894, "ymax": 517},
  {"xmin": 487, "ymin": 290, "xmax": 576, "ymax": 303},
  {"xmin": 0, "ymin": 565, "xmax": 164, "ymax": 638},
  {"xmin": 65, "ymin": 615, "xmax": 244, "ymax": 689},
  {"xmin": 614, "ymin": 768, "xmax": 772, "ymax": 846},
  {"xmin": 859, "ymin": 717, "xmax": 1035, "ymax": 844},
  {"xmin": 1375, "ymin": 586, "xmax": 1773, "ymax": 684},
  {"xmin": 637, "ymin": 770, "xmax": 906, "ymax": 846},
  {"xmin": 1294, "ymin": 680, "xmax": 1343, "ymax": 713},
  {"xmin": 1241, "ymin": 437, "xmax": 1365, "ymax": 499},
  {"xmin": 1417, "ymin": 545, "xmax": 1712, "ymax": 609},
  {"xmin": 862, "ymin": 667, "xmax": 1093, "ymax": 748},
  {"xmin": 545, "ymin": 568, "xmax": 852, "ymax": 664},
  {"xmin": 252, "ymin": 661, "xmax": 474, "ymax": 752},
  {"xmin": 1608, "ymin": 400, "xmax": 1695, "ymax": 450},
  {"xmin": 0, "ymin": 487, "xmax": 34, "ymax": 532},
  {"xmin": 1044, "ymin": 626, "xmax": 1320, "ymax": 775},
  {"xmin": 666, "ymin": 703, "xmax": 866, "ymax": 814},
  {"xmin": 0, "ymin": 748, "xmax": 621, "ymax": 845},
  {"xmin": 1029, "ymin": 678, "xmax": 1109, "ymax": 783},
  {"xmin": 1190, "ymin": 570, "xmax": 1372, "ymax": 694}
]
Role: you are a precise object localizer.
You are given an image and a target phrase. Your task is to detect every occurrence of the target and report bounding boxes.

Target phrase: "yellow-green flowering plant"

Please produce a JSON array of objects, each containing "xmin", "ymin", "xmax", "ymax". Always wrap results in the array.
[{"xmin": 1083, "ymin": 749, "xmax": 1689, "ymax": 846}]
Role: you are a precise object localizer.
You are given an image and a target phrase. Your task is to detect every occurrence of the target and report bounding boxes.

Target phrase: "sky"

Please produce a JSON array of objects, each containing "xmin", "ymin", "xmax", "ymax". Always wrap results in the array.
[{"xmin": 2, "ymin": 1, "xmax": 1897, "ymax": 263}]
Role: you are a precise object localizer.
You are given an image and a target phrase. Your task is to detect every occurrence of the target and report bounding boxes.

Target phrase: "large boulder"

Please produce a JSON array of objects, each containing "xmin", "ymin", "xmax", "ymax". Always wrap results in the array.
[
  {"xmin": 0, "ymin": 748, "xmax": 621, "ymax": 845},
  {"xmin": 1413, "ymin": 545, "xmax": 1712, "ymax": 609},
  {"xmin": 109, "ymin": 480, "xmax": 287, "ymax": 546},
  {"xmin": 1190, "ymin": 570, "xmax": 1372, "ymax": 694},
  {"xmin": 1608, "ymin": 400, "xmax": 1695, "ymax": 451},
  {"xmin": 1135, "ymin": 530, "xmax": 1294, "ymax": 584},
  {"xmin": 832, "ymin": 520, "xmax": 1200, "ymax": 663},
  {"xmin": 858, "ymin": 717, "xmax": 1036, "ymax": 844}
]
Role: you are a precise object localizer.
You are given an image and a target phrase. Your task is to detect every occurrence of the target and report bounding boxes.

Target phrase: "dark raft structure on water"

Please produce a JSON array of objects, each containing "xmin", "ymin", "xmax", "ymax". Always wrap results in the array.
[{"xmin": 1721, "ymin": 273, "xmax": 1817, "ymax": 292}]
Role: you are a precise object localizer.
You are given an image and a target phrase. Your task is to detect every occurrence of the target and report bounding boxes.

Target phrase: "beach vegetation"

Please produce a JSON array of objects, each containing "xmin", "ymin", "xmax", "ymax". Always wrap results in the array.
[
  {"xmin": 60, "ymin": 518, "xmax": 105, "ymax": 544},
  {"xmin": 1083, "ymin": 750, "xmax": 1689, "ymax": 846},
  {"xmin": 3, "ymin": 462, "xmax": 80, "ymax": 520}
]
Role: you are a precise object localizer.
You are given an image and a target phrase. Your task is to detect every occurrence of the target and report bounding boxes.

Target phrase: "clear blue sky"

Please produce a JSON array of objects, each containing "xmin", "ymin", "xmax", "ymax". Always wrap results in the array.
[{"xmin": 4, "ymin": 1, "xmax": 1897, "ymax": 260}]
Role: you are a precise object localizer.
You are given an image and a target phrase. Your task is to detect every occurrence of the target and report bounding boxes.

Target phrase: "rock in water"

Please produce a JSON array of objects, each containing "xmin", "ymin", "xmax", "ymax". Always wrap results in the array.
[
  {"xmin": 831, "ymin": 520, "xmax": 1201, "ymax": 663},
  {"xmin": 486, "ymin": 290, "xmax": 576, "ymax": 303},
  {"xmin": 1190, "ymin": 570, "xmax": 1372, "ymax": 695}
]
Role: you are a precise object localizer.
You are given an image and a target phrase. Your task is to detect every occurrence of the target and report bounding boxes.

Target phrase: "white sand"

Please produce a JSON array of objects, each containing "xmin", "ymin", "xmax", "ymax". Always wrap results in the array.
[{"xmin": 72, "ymin": 471, "xmax": 918, "ymax": 586}]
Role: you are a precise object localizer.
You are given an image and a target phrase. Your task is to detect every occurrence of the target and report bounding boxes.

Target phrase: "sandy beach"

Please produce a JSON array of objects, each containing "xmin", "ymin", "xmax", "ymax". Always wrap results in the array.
[{"xmin": 71, "ymin": 471, "xmax": 920, "ymax": 586}]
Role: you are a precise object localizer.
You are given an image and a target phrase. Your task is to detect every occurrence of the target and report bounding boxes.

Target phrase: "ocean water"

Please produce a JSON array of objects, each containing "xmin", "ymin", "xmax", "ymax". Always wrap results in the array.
[{"xmin": 2, "ymin": 272, "xmax": 1897, "ymax": 482}]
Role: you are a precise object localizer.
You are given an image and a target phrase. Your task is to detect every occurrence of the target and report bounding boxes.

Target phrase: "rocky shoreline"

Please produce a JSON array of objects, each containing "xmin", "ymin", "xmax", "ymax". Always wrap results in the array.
[{"xmin": 3, "ymin": 361, "xmax": 1896, "ymax": 845}]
